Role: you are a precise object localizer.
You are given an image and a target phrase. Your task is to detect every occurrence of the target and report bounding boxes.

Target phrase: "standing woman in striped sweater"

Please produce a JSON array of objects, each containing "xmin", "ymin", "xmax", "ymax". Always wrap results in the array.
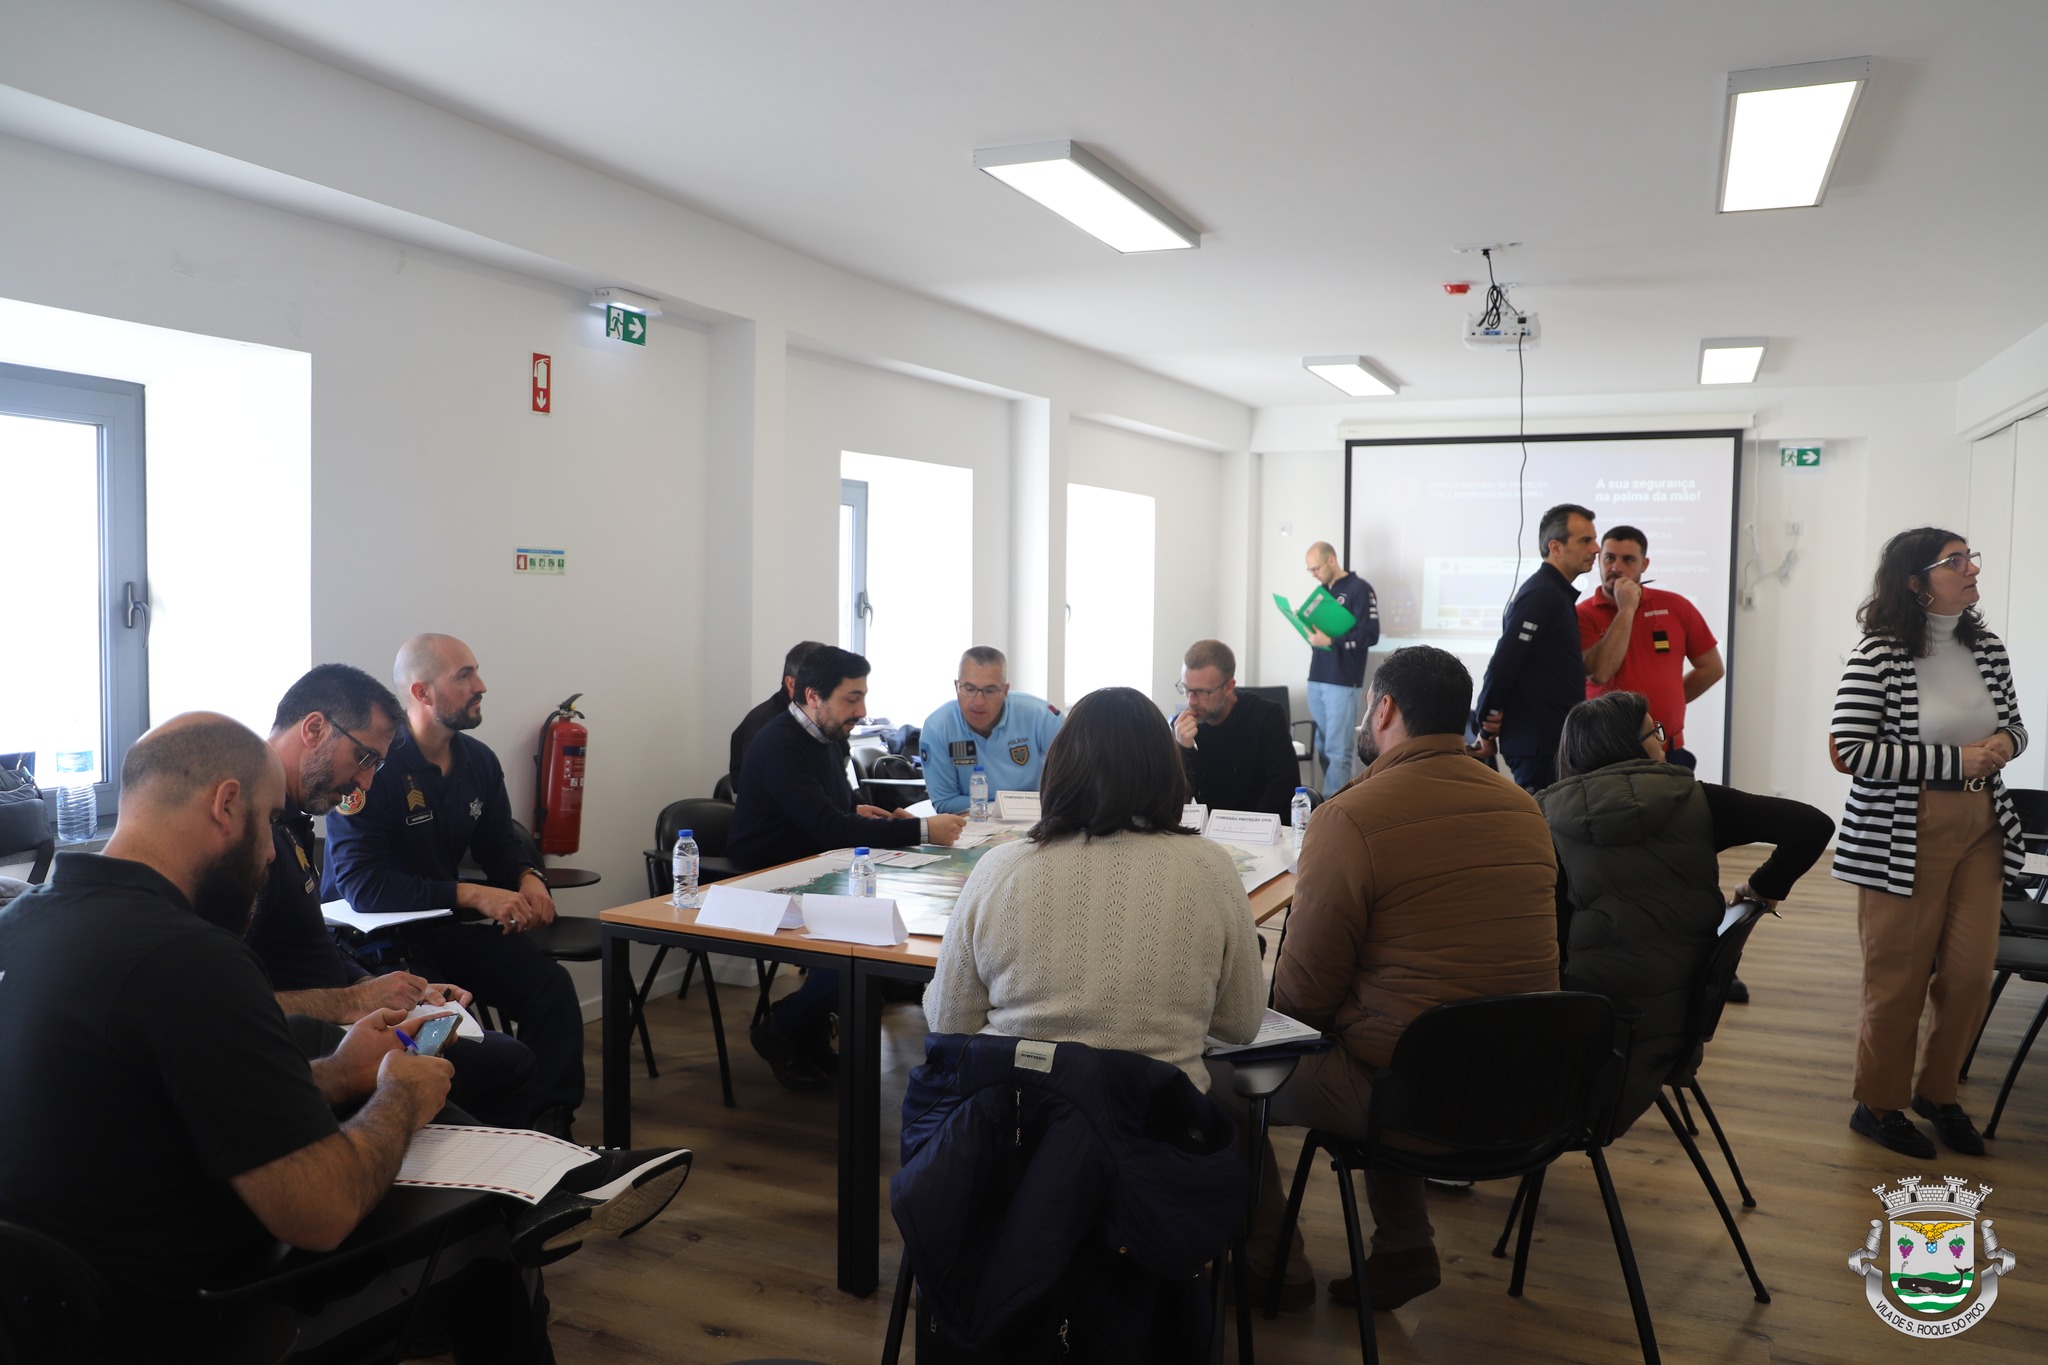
[{"xmin": 1832, "ymin": 527, "xmax": 2028, "ymax": 1159}]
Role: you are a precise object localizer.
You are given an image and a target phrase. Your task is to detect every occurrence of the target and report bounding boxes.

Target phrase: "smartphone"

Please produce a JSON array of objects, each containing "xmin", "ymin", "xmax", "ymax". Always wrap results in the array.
[{"xmin": 410, "ymin": 1014, "xmax": 460, "ymax": 1058}]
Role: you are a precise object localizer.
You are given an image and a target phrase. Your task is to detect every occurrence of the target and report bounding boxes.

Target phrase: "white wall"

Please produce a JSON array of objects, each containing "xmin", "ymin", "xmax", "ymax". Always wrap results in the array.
[
  {"xmin": 1065, "ymin": 418, "xmax": 1225, "ymax": 713},
  {"xmin": 1251, "ymin": 383, "xmax": 1970, "ymax": 819},
  {"xmin": 1972, "ymin": 412, "xmax": 2048, "ymax": 790}
]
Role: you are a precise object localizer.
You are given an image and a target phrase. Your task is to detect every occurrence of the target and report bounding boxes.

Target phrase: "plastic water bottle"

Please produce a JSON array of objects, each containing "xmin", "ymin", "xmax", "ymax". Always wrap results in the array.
[
  {"xmin": 670, "ymin": 828, "xmax": 700, "ymax": 908},
  {"xmin": 1290, "ymin": 787, "xmax": 1312, "ymax": 857},
  {"xmin": 968, "ymin": 765, "xmax": 990, "ymax": 820},
  {"xmin": 850, "ymin": 847, "xmax": 877, "ymax": 898},
  {"xmin": 55, "ymin": 750, "xmax": 97, "ymax": 843}
]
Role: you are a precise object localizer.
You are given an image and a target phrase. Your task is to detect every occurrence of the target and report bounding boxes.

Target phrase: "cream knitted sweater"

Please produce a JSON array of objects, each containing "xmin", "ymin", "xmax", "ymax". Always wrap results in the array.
[{"xmin": 923, "ymin": 830, "xmax": 1265, "ymax": 1091}]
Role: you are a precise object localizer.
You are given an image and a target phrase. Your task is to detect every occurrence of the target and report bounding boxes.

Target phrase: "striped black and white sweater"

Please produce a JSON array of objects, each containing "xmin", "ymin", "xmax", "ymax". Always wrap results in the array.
[{"xmin": 1830, "ymin": 630, "xmax": 2028, "ymax": 895}]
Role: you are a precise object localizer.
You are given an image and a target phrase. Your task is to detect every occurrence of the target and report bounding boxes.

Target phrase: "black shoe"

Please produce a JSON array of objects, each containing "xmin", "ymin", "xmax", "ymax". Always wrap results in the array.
[
  {"xmin": 1850, "ymin": 1103, "xmax": 1936, "ymax": 1158},
  {"xmin": 509, "ymin": 1147, "xmax": 692, "ymax": 1264},
  {"xmin": 751, "ymin": 1021, "xmax": 828, "ymax": 1091},
  {"xmin": 1328, "ymin": 1245, "xmax": 1441, "ymax": 1311},
  {"xmin": 1725, "ymin": 976, "xmax": 1750, "ymax": 1004},
  {"xmin": 1911, "ymin": 1096, "xmax": 1987, "ymax": 1156}
]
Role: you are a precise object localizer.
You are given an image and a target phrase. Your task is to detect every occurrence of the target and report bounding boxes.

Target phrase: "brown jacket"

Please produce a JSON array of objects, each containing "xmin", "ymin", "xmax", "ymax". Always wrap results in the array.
[{"xmin": 1275, "ymin": 733, "xmax": 1560, "ymax": 1069}]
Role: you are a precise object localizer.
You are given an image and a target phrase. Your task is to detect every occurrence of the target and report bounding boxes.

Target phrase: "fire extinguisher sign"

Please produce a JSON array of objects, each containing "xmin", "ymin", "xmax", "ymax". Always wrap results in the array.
[
  {"xmin": 514, "ymin": 548, "xmax": 567, "ymax": 575},
  {"xmin": 531, "ymin": 353, "xmax": 551, "ymax": 413}
]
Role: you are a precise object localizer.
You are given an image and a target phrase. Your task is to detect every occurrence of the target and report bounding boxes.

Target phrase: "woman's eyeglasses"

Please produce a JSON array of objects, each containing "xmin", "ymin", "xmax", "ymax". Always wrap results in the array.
[
  {"xmin": 1640, "ymin": 721, "xmax": 1667, "ymax": 745},
  {"xmin": 1919, "ymin": 550, "xmax": 1983, "ymax": 574}
]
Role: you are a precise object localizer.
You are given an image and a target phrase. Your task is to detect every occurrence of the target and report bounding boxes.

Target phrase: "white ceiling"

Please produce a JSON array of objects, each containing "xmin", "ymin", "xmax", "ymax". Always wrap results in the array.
[{"xmin": 181, "ymin": 0, "xmax": 2048, "ymax": 409}]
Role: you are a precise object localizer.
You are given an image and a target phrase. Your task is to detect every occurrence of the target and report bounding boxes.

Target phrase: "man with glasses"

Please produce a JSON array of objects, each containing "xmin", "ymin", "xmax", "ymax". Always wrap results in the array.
[
  {"xmin": 918, "ymin": 646, "xmax": 1064, "ymax": 815},
  {"xmin": 1174, "ymin": 639, "xmax": 1298, "ymax": 819},
  {"xmin": 250, "ymin": 663, "xmax": 543, "ymax": 1128},
  {"xmin": 325, "ymin": 634, "xmax": 585, "ymax": 1138},
  {"xmin": 1578, "ymin": 525, "xmax": 1723, "ymax": 772}
]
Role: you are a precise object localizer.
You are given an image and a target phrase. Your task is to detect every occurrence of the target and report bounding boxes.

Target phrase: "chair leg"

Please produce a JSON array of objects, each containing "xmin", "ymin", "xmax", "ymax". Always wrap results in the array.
[
  {"xmin": 1587, "ymin": 1148, "xmax": 1661, "ymax": 1365},
  {"xmin": 1328, "ymin": 1153, "xmax": 1378, "ymax": 1365},
  {"xmin": 1671, "ymin": 1087, "xmax": 1698, "ymax": 1136},
  {"xmin": 699, "ymin": 952, "xmax": 736, "ymax": 1109},
  {"xmin": 1264, "ymin": 1134, "xmax": 1321, "ymax": 1320},
  {"xmin": 629, "ymin": 943, "xmax": 669, "ymax": 1080},
  {"xmin": 1984, "ymin": 991, "xmax": 2048, "ymax": 1139},
  {"xmin": 1686, "ymin": 1082, "xmax": 1754, "ymax": 1208},
  {"xmin": 1655, "ymin": 1095, "xmax": 1769, "ymax": 1303},
  {"xmin": 881, "ymin": 1247, "xmax": 914, "ymax": 1365},
  {"xmin": 1961, "ymin": 970, "xmax": 2012, "ymax": 1081},
  {"xmin": 1491, "ymin": 1175, "xmax": 1528, "ymax": 1259},
  {"xmin": 1508, "ymin": 1167, "xmax": 1546, "ymax": 1297}
]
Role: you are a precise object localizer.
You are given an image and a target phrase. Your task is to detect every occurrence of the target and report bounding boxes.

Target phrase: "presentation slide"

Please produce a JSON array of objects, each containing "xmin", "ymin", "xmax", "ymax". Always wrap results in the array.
[{"xmin": 1343, "ymin": 431, "xmax": 1741, "ymax": 781}]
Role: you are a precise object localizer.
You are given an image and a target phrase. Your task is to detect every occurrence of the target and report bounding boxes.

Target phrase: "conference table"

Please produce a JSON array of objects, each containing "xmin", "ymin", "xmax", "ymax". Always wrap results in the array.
[{"xmin": 597, "ymin": 835, "xmax": 1296, "ymax": 1298}]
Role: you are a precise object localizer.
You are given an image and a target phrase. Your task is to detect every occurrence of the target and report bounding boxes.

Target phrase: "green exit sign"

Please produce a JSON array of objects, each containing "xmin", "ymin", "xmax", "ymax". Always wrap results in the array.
[
  {"xmin": 1779, "ymin": 445, "xmax": 1822, "ymax": 467},
  {"xmin": 605, "ymin": 305, "xmax": 648, "ymax": 346}
]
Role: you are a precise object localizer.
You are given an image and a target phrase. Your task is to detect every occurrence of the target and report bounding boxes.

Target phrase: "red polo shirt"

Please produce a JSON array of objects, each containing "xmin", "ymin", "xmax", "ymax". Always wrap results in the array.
[{"xmin": 1576, "ymin": 586, "xmax": 1716, "ymax": 750}]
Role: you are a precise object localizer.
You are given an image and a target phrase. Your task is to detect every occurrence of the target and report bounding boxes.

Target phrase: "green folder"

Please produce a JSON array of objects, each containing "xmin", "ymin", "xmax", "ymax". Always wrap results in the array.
[{"xmin": 1273, "ymin": 586, "xmax": 1356, "ymax": 650}]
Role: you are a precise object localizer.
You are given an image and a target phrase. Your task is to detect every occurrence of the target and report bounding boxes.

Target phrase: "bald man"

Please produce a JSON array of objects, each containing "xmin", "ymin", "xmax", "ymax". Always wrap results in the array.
[
  {"xmin": 324, "ymin": 634, "xmax": 584, "ymax": 1138},
  {"xmin": 1302, "ymin": 540, "xmax": 1380, "ymax": 797},
  {"xmin": 0, "ymin": 715, "xmax": 480, "ymax": 1334}
]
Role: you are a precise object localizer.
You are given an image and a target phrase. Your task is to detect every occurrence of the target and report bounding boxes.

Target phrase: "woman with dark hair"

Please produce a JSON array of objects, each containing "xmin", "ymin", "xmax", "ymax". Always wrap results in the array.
[
  {"xmin": 923, "ymin": 686, "xmax": 1264, "ymax": 1088},
  {"xmin": 1833, "ymin": 527, "xmax": 2027, "ymax": 1158},
  {"xmin": 1545, "ymin": 691, "xmax": 1833, "ymax": 1131}
]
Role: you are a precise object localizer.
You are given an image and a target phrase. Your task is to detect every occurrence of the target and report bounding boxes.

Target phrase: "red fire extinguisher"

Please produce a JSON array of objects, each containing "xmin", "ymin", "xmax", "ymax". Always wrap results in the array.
[{"xmin": 534, "ymin": 693, "xmax": 587, "ymax": 856}]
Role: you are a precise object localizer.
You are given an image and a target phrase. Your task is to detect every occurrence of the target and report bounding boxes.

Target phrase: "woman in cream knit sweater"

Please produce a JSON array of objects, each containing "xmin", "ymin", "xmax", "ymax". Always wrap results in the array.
[{"xmin": 923, "ymin": 686, "xmax": 1265, "ymax": 1090}]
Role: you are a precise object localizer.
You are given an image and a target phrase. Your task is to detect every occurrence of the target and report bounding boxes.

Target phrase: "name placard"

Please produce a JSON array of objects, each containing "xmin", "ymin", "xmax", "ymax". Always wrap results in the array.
[
  {"xmin": 697, "ymin": 884, "xmax": 802, "ymax": 934},
  {"xmin": 994, "ymin": 790, "xmax": 1043, "ymax": 823},
  {"xmin": 1205, "ymin": 809, "xmax": 1281, "ymax": 845},
  {"xmin": 802, "ymin": 893, "xmax": 908, "ymax": 946},
  {"xmin": 1180, "ymin": 803, "xmax": 1209, "ymax": 833}
]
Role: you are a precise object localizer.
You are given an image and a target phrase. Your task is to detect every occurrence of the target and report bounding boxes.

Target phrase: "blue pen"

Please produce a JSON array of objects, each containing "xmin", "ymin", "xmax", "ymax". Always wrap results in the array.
[{"xmin": 393, "ymin": 1027, "xmax": 419, "ymax": 1053}]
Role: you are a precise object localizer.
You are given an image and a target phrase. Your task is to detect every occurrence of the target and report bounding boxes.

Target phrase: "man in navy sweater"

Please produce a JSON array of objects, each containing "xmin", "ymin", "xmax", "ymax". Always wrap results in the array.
[
  {"xmin": 730, "ymin": 645, "xmax": 966, "ymax": 1088},
  {"xmin": 324, "ymin": 634, "xmax": 584, "ymax": 1137}
]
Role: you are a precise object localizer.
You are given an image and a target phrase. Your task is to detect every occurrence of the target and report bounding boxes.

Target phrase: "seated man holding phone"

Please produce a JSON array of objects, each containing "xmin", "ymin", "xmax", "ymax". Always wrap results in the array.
[{"xmin": 0, "ymin": 714, "xmax": 691, "ymax": 1361}]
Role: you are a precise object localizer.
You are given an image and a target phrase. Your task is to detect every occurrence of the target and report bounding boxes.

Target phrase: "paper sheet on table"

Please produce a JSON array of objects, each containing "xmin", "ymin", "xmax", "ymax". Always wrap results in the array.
[
  {"xmin": 952, "ymin": 825, "xmax": 1002, "ymax": 847},
  {"xmin": 871, "ymin": 850, "xmax": 944, "ymax": 868},
  {"xmin": 406, "ymin": 999, "xmax": 485, "ymax": 1041},
  {"xmin": 2024, "ymin": 852, "xmax": 2048, "ymax": 876},
  {"xmin": 1200, "ymin": 830, "xmax": 1296, "ymax": 895},
  {"xmin": 697, "ymin": 883, "xmax": 803, "ymax": 933},
  {"xmin": 395, "ymin": 1123, "xmax": 595, "ymax": 1203},
  {"xmin": 802, "ymin": 893, "xmax": 907, "ymax": 946},
  {"xmin": 904, "ymin": 798, "xmax": 938, "ymax": 818},
  {"xmin": 322, "ymin": 899, "xmax": 452, "ymax": 933},
  {"xmin": 900, "ymin": 908, "xmax": 951, "ymax": 938},
  {"xmin": 1204, "ymin": 1009, "xmax": 1321, "ymax": 1056}
]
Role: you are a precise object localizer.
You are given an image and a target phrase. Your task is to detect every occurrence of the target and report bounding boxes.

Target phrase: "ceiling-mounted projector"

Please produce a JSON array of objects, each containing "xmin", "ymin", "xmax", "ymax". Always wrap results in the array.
[{"xmin": 1464, "ymin": 311, "xmax": 1540, "ymax": 349}]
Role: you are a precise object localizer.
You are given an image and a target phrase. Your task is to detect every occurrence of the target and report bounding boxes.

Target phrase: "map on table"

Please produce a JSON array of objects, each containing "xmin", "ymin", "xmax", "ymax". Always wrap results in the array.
[{"xmin": 725, "ymin": 834, "xmax": 1026, "ymax": 936}]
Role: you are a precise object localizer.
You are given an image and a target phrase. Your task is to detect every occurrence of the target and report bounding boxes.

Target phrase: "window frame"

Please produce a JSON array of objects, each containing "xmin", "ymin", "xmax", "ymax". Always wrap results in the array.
[{"xmin": 0, "ymin": 361, "xmax": 148, "ymax": 820}]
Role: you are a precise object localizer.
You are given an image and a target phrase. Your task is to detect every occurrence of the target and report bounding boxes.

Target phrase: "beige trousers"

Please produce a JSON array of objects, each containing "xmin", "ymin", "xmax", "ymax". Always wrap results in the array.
[{"xmin": 1853, "ymin": 788, "xmax": 2005, "ymax": 1112}]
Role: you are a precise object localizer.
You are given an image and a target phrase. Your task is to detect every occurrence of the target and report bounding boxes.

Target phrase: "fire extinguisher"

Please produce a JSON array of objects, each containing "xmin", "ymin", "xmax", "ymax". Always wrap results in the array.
[{"xmin": 534, "ymin": 693, "xmax": 587, "ymax": 856}]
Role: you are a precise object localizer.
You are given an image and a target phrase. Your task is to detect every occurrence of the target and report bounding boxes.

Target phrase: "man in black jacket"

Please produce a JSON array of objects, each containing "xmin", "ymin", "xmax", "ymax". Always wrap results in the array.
[
  {"xmin": 727, "ymin": 639, "xmax": 826, "ymax": 793},
  {"xmin": 1470, "ymin": 503, "xmax": 1598, "ymax": 792},
  {"xmin": 730, "ymin": 646, "xmax": 966, "ymax": 1088},
  {"xmin": 1173, "ymin": 639, "xmax": 1297, "ymax": 819}
]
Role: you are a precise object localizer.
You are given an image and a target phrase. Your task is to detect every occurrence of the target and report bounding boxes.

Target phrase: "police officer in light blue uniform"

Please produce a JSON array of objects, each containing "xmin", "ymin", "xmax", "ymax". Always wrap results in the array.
[{"xmin": 918, "ymin": 646, "xmax": 1063, "ymax": 815}]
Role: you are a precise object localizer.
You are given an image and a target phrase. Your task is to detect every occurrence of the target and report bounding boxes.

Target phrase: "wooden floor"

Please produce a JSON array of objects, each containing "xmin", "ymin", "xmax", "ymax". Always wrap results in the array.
[{"xmin": 504, "ymin": 849, "xmax": 2048, "ymax": 1363}]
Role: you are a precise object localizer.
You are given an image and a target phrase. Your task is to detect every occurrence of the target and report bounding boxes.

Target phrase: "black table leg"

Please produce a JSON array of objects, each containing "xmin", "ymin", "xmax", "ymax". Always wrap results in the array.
[
  {"xmin": 838, "ymin": 960, "xmax": 882, "ymax": 1296},
  {"xmin": 601, "ymin": 925, "xmax": 633, "ymax": 1148}
]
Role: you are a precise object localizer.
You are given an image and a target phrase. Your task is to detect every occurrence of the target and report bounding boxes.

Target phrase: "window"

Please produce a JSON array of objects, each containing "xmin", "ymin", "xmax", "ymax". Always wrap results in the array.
[
  {"xmin": 0, "ymin": 362, "xmax": 148, "ymax": 812},
  {"xmin": 838, "ymin": 451, "xmax": 973, "ymax": 727},
  {"xmin": 839, "ymin": 478, "xmax": 869, "ymax": 655},
  {"xmin": 1064, "ymin": 483, "xmax": 1155, "ymax": 703}
]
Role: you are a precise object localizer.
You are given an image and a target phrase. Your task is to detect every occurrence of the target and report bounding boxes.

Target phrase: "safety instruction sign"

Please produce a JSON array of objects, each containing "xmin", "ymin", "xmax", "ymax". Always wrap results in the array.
[{"xmin": 514, "ymin": 548, "xmax": 567, "ymax": 575}]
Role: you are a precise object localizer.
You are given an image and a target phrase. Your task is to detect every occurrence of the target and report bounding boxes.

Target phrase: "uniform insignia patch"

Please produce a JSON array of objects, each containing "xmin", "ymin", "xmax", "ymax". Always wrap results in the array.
[
  {"xmin": 468, "ymin": 798, "xmax": 484, "ymax": 818},
  {"xmin": 1009, "ymin": 741, "xmax": 1030, "ymax": 765},
  {"xmin": 405, "ymin": 780, "xmax": 426, "ymax": 812},
  {"xmin": 1652, "ymin": 629, "xmax": 1671, "ymax": 653}
]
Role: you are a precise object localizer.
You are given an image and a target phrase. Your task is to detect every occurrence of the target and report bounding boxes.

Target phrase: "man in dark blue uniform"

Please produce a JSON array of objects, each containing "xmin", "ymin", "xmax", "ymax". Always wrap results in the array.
[
  {"xmin": 1469, "ymin": 503, "xmax": 1598, "ymax": 792},
  {"xmin": 253, "ymin": 662, "xmax": 540, "ymax": 1128},
  {"xmin": 1302, "ymin": 541, "xmax": 1381, "ymax": 797},
  {"xmin": 325, "ymin": 634, "xmax": 584, "ymax": 1138}
]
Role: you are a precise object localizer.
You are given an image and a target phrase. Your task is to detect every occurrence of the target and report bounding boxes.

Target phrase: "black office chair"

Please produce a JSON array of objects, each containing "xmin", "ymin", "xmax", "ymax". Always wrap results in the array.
[
  {"xmin": 1959, "ymin": 787, "xmax": 2048, "ymax": 1084},
  {"xmin": 1265, "ymin": 992, "xmax": 1656, "ymax": 1365},
  {"xmin": 631, "ymin": 797, "xmax": 749, "ymax": 1104},
  {"xmin": 1240, "ymin": 685, "xmax": 1318, "ymax": 786},
  {"xmin": 0, "ymin": 784, "xmax": 53, "ymax": 887}
]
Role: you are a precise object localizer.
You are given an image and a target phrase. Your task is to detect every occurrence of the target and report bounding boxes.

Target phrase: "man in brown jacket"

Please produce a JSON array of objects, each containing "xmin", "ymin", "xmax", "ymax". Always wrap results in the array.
[{"xmin": 1260, "ymin": 645, "xmax": 1560, "ymax": 1312}]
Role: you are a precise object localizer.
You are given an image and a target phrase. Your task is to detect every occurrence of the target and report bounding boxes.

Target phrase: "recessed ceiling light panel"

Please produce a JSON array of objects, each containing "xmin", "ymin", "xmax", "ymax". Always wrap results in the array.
[
  {"xmin": 1699, "ymin": 337, "xmax": 1768, "ymax": 385},
  {"xmin": 975, "ymin": 141, "xmax": 1198, "ymax": 253},
  {"xmin": 1720, "ymin": 57, "xmax": 1870, "ymax": 212},
  {"xmin": 1303, "ymin": 356, "xmax": 1398, "ymax": 397}
]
